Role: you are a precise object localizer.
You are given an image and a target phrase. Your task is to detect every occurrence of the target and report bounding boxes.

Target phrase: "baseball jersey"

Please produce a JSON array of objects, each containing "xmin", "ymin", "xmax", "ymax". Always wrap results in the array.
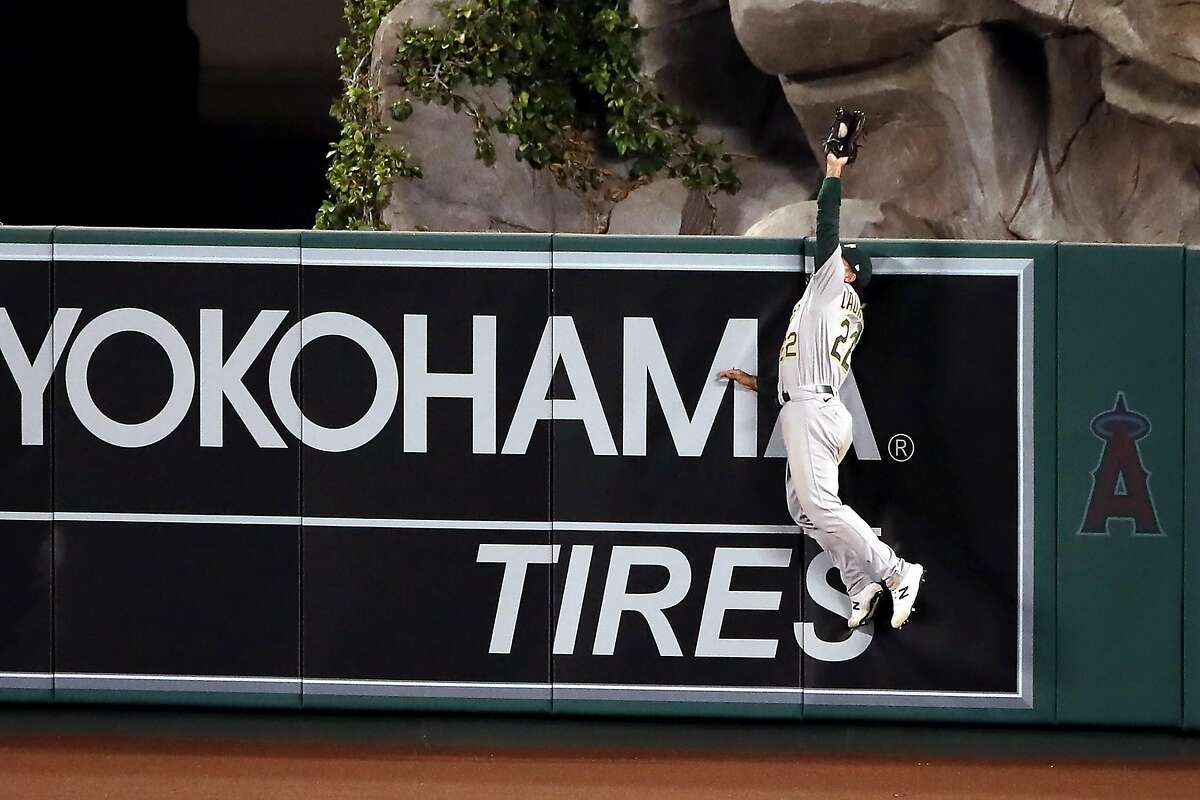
[{"xmin": 777, "ymin": 246, "xmax": 864, "ymax": 404}]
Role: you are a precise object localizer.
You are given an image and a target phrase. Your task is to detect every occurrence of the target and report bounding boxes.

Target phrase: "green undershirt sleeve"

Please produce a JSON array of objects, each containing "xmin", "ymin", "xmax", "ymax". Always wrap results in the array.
[{"xmin": 815, "ymin": 176, "xmax": 842, "ymax": 268}]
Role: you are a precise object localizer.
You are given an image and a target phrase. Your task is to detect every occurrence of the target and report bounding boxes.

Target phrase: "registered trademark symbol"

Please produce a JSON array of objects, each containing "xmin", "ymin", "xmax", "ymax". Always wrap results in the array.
[{"xmin": 888, "ymin": 434, "xmax": 915, "ymax": 463}]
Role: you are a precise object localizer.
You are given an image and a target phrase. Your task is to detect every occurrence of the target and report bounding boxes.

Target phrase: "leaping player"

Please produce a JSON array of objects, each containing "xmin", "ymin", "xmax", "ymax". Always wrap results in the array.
[{"xmin": 720, "ymin": 116, "xmax": 924, "ymax": 631}]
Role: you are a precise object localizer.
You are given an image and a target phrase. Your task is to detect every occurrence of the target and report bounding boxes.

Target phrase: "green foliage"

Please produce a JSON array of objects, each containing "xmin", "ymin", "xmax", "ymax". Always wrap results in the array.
[
  {"xmin": 393, "ymin": 0, "xmax": 740, "ymax": 196},
  {"xmin": 318, "ymin": 0, "xmax": 740, "ymax": 230},
  {"xmin": 316, "ymin": 0, "xmax": 421, "ymax": 230}
]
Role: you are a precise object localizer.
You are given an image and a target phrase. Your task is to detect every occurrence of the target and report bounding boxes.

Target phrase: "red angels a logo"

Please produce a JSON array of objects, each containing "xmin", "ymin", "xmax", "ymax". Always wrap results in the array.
[{"xmin": 1080, "ymin": 393, "xmax": 1162, "ymax": 536}]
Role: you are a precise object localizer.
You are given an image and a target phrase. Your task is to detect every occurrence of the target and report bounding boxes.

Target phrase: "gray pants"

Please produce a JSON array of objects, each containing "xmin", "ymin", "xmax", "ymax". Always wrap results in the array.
[{"xmin": 781, "ymin": 393, "xmax": 904, "ymax": 596}]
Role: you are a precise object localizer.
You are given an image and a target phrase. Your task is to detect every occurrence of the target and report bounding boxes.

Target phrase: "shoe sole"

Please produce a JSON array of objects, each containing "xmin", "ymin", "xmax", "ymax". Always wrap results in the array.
[
  {"xmin": 847, "ymin": 591, "xmax": 881, "ymax": 630},
  {"xmin": 892, "ymin": 568, "xmax": 927, "ymax": 629}
]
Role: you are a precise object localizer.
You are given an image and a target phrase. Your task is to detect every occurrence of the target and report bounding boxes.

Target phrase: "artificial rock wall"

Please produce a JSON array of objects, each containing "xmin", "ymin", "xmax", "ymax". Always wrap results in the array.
[{"xmin": 370, "ymin": 0, "xmax": 1200, "ymax": 242}]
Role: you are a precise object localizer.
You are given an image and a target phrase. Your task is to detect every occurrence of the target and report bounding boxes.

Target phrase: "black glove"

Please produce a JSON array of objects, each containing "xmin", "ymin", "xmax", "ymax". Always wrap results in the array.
[{"xmin": 823, "ymin": 108, "xmax": 867, "ymax": 164}]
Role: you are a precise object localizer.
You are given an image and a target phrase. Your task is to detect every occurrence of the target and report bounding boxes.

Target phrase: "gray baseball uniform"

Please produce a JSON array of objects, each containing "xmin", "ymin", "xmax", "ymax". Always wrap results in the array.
[{"xmin": 777, "ymin": 176, "xmax": 904, "ymax": 597}]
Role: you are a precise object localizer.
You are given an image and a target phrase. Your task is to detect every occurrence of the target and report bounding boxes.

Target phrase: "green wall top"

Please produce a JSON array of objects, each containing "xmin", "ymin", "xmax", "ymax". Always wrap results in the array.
[
  {"xmin": 303, "ymin": 230, "xmax": 551, "ymax": 251},
  {"xmin": 53, "ymin": 228, "xmax": 301, "ymax": 247}
]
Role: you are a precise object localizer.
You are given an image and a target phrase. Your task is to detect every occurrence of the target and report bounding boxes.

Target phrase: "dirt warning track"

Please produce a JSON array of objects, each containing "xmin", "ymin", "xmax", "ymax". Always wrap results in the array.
[{"xmin": 1, "ymin": 710, "xmax": 1198, "ymax": 799}]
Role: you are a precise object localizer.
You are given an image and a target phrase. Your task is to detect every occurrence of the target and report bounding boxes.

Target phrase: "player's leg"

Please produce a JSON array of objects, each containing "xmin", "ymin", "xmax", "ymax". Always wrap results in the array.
[
  {"xmin": 781, "ymin": 400, "xmax": 905, "ymax": 588},
  {"xmin": 786, "ymin": 459, "xmax": 880, "ymax": 629},
  {"xmin": 822, "ymin": 400, "xmax": 925, "ymax": 627},
  {"xmin": 786, "ymin": 461, "xmax": 869, "ymax": 592},
  {"xmin": 785, "ymin": 445, "xmax": 869, "ymax": 593}
]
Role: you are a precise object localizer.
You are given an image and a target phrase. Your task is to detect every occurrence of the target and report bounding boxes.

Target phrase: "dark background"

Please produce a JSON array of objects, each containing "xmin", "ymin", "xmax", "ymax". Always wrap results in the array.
[
  {"xmin": 52, "ymin": 257, "xmax": 300, "ymax": 515},
  {"xmin": 301, "ymin": 264, "xmax": 552, "ymax": 522},
  {"xmin": 550, "ymin": 271, "xmax": 1019, "ymax": 694},
  {"xmin": 805, "ymin": 274, "xmax": 1020, "ymax": 692},
  {"xmin": 0, "ymin": 242, "xmax": 1022, "ymax": 693},
  {"xmin": 552, "ymin": 268, "xmax": 800, "ymax": 526},
  {"xmin": 0, "ymin": 258, "xmax": 51, "ymax": 675},
  {"xmin": 0, "ymin": 2, "xmax": 341, "ymax": 229},
  {"xmin": 304, "ymin": 527, "xmax": 551, "ymax": 683},
  {"xmin": 48, "ymin": 253, "xmax": 302, "ymax": 679}
]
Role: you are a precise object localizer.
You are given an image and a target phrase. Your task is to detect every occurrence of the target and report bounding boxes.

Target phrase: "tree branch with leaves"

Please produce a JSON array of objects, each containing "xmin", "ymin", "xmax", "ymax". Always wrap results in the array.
[{"xmin": 317, "ymin": 0, "xmax": 740, "ymax": 231}]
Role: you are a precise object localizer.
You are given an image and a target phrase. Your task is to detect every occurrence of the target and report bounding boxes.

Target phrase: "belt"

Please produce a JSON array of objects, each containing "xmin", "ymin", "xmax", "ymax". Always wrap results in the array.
[{"xmin": 781, "ymin": 384, "xmax": 835, "ymax": 403}]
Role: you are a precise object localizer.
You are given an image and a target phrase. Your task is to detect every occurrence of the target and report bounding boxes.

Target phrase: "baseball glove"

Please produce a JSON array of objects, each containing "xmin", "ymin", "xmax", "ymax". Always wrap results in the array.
[{"xmin": 823, "ymin": 108, "xmax": 867, "ymax": 164}]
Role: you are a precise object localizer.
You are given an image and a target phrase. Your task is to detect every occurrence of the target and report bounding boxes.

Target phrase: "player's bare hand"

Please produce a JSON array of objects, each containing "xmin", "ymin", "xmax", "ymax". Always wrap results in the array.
[
  {"xmin": 826, "ymin": 152, "xmax": 848, "ymax": 177},
  {"xmin": 718, "ymin": 368, "xmax": 757, "ymax": 392}
]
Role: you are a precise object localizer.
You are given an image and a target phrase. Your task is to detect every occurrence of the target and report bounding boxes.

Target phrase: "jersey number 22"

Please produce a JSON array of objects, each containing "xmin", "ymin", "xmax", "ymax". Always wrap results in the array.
[{"xmin": 831, "ymin": 318, "xmax": 861, "ymax": 369}]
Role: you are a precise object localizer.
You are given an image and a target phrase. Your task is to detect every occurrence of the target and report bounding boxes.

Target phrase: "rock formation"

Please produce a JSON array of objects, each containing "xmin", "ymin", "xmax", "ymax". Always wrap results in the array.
[
  {"xmin": 368, "ymin": 0, "xmax": 1200, "ymax": 242},
  {"xmin": 635, "ymin": 0, "xmax": 819, "ymax": 234},
  {"xmin": 782, "ymin": 26, "xmax": 1044, "ymax": 240},
  {"xmin": 1007, "ymin": 34, "xmax": 1200, "ymax": 243},
  {"xmin": 729, "ymin": 0, "xmax": 1016, "ymax": 77},
  {"xmin": 741, "ymin": 0, "xmax": 1200, "ymax": 242},
  {"xmin": 1010, "ymin": 0, "xmax": 1200, "ymax": 88},
  {"xmin": 370, "ymin": 0, "xmax": 816, "ymax": 235},
  {"xmin": 372, "ymin": 1, "xmax": 592, "ymax": 233},
  {"xmin": 745, "ymin": 198, "xmax": 937, "ymax": 238}
]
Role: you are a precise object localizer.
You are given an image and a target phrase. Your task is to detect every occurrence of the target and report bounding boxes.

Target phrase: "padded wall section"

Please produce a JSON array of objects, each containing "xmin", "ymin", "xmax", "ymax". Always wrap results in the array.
[
  {"xmin": 1057, "ymin": 244, "xmax": 1184, "ymax": 727},
  {"xmin": 0, "ymin": 227, "xmax": 1142, "ymax": 727},
  {"xmin": 299, "ymin": 232, "xmax": 552, "ymax": 712},
  {"xmin": 796, "ymin": 239, "xmax": 1055, "ymax": 724},
  {"xmin": 1185, "ymin": 248, "xmax": 1199, "ymax": 730},
  {"xmin": 51, "ymin": 229, "xmax": 301, "ymax": 707},
  {"xmin": 0, "ymin": 227, "xmax": 54, "ymax": 700},
  {"xmin": 550, "ymin": 235, "xmax": 804, "ymax": 718}
]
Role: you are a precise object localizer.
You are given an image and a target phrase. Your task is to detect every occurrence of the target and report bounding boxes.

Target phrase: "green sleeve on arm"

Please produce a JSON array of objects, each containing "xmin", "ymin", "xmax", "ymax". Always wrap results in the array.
[{"xmin": 815, "ymin": 176, "xmax": 842, "ymax": 268}]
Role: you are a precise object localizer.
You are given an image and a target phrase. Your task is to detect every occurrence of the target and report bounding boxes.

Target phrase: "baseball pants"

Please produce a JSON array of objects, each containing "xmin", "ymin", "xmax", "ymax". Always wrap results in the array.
[{"xmin": 781, "ymin": 391, "xmax": 904, "ymax": 596}]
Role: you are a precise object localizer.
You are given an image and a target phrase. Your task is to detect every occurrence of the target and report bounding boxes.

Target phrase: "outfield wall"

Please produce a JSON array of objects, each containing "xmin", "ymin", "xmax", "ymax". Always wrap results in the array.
[{"xmin": 0, "ymin": 227, "xmax": 1190, "ymax": 727}]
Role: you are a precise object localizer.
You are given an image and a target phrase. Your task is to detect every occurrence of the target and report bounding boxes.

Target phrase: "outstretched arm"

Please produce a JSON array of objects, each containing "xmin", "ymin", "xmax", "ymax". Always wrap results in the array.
[
  {"xmin": 815, "ymin": 154, "xmax": 845, "ymax": 268},
  {"xmin": 809, "ymin": 153, "xmax": 849, "ymax": 303},
  {"xmin": 719, "ymin": 368, "xmax": 757, "ymax": 392},
  {"xmin": 720, "ymin": 365, "xmax": 778, "ymax": 400}
]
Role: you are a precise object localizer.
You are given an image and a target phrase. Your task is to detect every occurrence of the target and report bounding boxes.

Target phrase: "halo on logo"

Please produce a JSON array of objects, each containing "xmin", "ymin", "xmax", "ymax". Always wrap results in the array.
[{"xmin": 1090, "ymin": 392, "xmax": 1149, "ymax": 440}]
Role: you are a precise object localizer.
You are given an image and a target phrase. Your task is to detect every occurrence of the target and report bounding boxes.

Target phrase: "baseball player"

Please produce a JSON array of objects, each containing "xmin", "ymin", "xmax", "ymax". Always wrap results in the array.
[{"xmin": 721, "ymin": 114, "xmax": 924, "ymax": 630}]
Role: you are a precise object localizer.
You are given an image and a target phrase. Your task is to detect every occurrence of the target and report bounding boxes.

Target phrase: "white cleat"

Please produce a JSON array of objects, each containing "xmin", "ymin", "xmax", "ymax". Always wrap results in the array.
[
  {"xmin": 887, "ymin": 563, "xmax": 925, "ymax": 629},
  {"xmin": 847, "ymin": 583, "xmax": 883, "ymax": 629}
]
